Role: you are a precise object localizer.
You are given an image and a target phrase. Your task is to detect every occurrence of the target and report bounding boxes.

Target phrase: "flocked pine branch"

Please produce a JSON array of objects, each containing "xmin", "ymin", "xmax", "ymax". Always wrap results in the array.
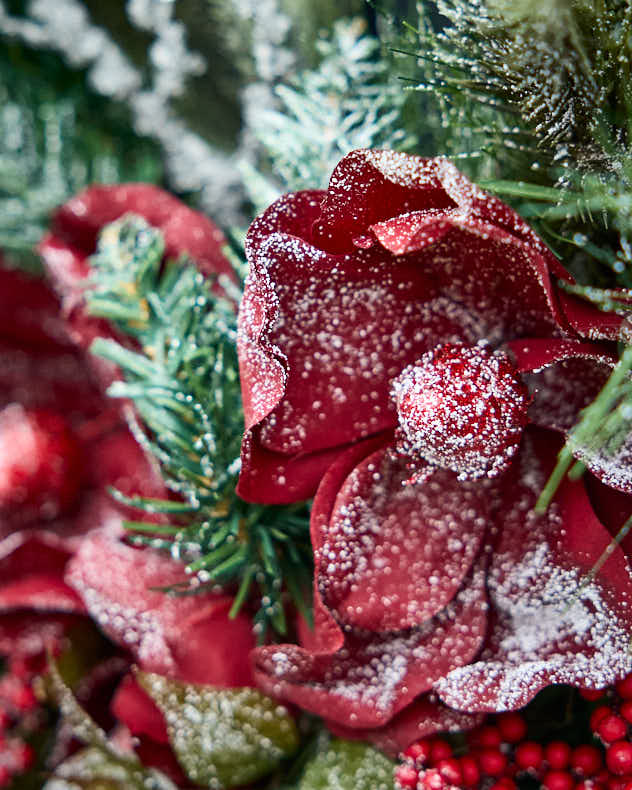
[
  {"xmin": 412, "ymin": 0, "xmax": 632, "ymax": 286},
  {"xmin": 242, "ymin": 17, "xmax": 416, "ymax": 205},
  {"xmin": 86, "ymin": 214, "xmax": 312, "ymax": 640}
]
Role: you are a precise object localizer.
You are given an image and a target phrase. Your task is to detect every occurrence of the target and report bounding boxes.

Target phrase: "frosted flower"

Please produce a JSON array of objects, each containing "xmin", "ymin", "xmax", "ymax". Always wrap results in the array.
[{"xmin": 237, "ymin": 149, "xmax": 632, "ymax": 754}]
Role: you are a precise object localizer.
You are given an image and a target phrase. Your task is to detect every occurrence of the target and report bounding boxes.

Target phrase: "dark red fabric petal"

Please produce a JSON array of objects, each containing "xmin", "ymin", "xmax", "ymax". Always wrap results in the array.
[
  {"xmin": 506, "ymin": 337, "xmax": 615, "ymax": 433},
  {"xmin": 558, "ymin": 290, "xmax": 626, "ymax": 341},
  {"xmin": 66, "ymin": 529, "xmax": 256, "ymax": 686},
  {"xmin": 253, "ymin": 558, "xmax": 487, "ymax": 730},
  {"xmin": 312, "ymin": 441, "xmax": 488, "ymax": 631},
  {"xmin": 435, "ymin": 429, "xmax": 632, "ymax": 713},
  {"xmin": 328, "ymin": 696, "xmax": 483, "ymax": 757}
]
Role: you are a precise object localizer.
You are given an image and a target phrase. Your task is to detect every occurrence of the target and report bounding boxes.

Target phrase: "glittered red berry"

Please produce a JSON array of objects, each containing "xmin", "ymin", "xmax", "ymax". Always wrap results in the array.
[
  {"xmin": 515, "ymin": 741, "xmax": 545, "ymax": 773},
  {"xmin": 392, "ymin": 343, "xmax": 529, "ymax": 481},
  {"xmin": 430, "ymin": 739, "xmax": 453, "ymax": 763},
  {"xmin": 546, "ymin": 742, "xmax": 572, "ymax": 771},
  {"xmin": 608, "ymin": 777, "xmax": 632, "ymax": 790},
  {"xmin": 436, "ymin": 758, "xmax": 462, "ymax": 785},
  {"xmin": 0, "ymin": 405, "xmax": 82, "ymax": 522},
  {"xmin": 459, "ymin": 756, "xmax": 481, "ymax": 787},
  {"xmin": 621, "ymin": 701, "xmax": 632, "ymax": 724},
  {"xmin": 607, "ymin": 742, "xmax": 632, "ymax": 776},
  {"xmin": 571, "ymin": 744, "xmax": 603, "ymax": 777},
  {"xmin": 542, "ymin": 770, "xmax": 574, "ymax": 790},
  {"xmin": 479, "ymin": 748, "xmax": 508, "ymax": 777},
  {"xmin": 498, "ymin": 712, "xmax": 528, "ymax": 744},
  {"xmin": 395, "ymin": 763, "xmax": 419, "ymax": 789},
  {"xmin": 617, "ymin": 675, "xmax": 632, "ymax": 700},
  {"xmin": 404, "ymin": 739, "xmax": 432, "ymax": 765},
  {"xmin": 597, "ymin": 714, "xmax": 628, "ymax": 744},
  {"xmin": 592, "ymin": 707, "xmax": 615, "ymax": 734},
  {"xmin": 421, "ymin": 768, "xmax": 447, "ymax": 790}
]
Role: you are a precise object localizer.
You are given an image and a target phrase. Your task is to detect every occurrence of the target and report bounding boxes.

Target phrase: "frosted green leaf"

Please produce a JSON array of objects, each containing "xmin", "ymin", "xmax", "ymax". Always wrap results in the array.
[
  {"xmin": 44, "ymin": 747, "xmax": 178, "ymax": 790},
  {"xmin": 297, "ymin": 738, "xmax": 395, "ymax": 790},
  {"xmin": 138, "ymin": 671, "xmax": 300, "ymax": 788}
]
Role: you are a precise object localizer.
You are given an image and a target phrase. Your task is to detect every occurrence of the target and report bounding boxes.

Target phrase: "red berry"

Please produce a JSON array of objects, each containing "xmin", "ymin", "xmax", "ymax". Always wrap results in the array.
[
  {"xmin": 0, "ymin": 406, "xmax": 82, "ymax": 522},
  {"xmin": 392, "ymin": 344, "xmax": 529, "ymax": 480},
  {"xmin": 608, "ymin": 777, "xmax": 632, "ymax": 790},
  {"xmin": 542, "ymin": 770, "xmax": 575, "ymax": 790},
  {"xmin": 497, "ymin": 712, "xmax": 527, "ymax": 743},
  {"xmin": 395, "ymin": 764, "xmax": 419, "ymax": 789},
  {"xmin": 621, "ymin": 702, "xmax": 632, "ymax": 724},
  {"xmin": 430, "ymin": 739, "xmax": 453, "ymax": 763},
  {"xmin": 546, "ymin": 742, "xmax": 572, "ymax": 771},
  {"xmin": 592, "ymin": 707, "xmax": 615, "ymax": 733},
  {"xmin": 597, "ymin": 714, "xmax": 628, "ymax": 744},
  {"xmin": 436, "ymin": 758, "xmax": 462, "ymax": 785},
  {"xmin": 479, "ymin": 748, "xmax": 508, "ymax": 776},
  {"xmin": 459, "ymin": 756, "xmax": 480, "ymax": 787},
  {"xmin": 0, "ymin": 766, "xmax": 11, "ymax": 788},
  {"xmin": 617, "ymin": 675, "xmax": 632, "ymax": 700},
  {"xmin": 608, "ymin": 742, "xmax": 632, "ymax": 776},
  {"xmin": 515, "ymin": 741, "xmax": 545, "ymax": 772},
  {"xmin": 490, "ymin": 780, "xmax": 516, "ymax": 790},
  {"xmin": 421, "ymin": 768, "xmax": 447, "ymax": 790},
  {"xmin": 571, "ymin": 745, "xmax": 603, "ymax": 777},
  {"xmin": 404, "ymin": 739, "xmax": 432, "ymax": 765}
]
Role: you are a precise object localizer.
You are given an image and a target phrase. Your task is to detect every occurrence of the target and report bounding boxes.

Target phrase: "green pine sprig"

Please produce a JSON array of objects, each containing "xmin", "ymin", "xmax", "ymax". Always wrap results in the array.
[{"xmin": 86, "ymin": 214, "xmax": 312, "ymax": 640}]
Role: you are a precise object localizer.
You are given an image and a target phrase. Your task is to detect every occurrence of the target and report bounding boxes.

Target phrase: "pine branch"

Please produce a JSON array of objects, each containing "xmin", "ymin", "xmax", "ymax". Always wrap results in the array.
[
  {"xmin": 0, "ymin": 42, "xmax": 161, "ymax": 272},
  {"xmin": 86, "ymin": 215, "xmax": 312, "ymax": 640},
  {"xmin": 243, "ymin": 17, "xmax": 416, "ymax": 204},
  {"xmin": 412, "ymin": 0, "xmax": 632, "ymax": 286}
]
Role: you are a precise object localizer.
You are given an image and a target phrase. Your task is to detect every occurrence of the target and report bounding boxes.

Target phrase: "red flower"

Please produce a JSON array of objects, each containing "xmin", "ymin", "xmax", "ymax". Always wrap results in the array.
[
  {"xmin": 236, "ymin": 149, "xmax": 632, "ymax": 753},
  {"xmin": 39, "ymin": 183, "xmax": 235, "ymax": 387}
]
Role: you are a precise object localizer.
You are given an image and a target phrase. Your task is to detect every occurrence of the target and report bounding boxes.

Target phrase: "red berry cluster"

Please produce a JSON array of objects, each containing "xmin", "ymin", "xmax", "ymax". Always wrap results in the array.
[
  {"xmin": 0, "ymin": 656, "xmax": 39, "ymax": 787},
  {"xmin": 394, "ymin": 691, "xmax": 628, "ymax": 790},
  {"xmin": 583, "ymin": 675, "xmax": 632, "ymax": 786}
]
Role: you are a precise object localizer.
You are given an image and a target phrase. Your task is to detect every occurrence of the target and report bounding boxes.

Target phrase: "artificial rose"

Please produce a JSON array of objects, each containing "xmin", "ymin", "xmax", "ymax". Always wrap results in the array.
[
  {"xmin": 38, "ymin": 183, "xmax": 235, "ymax": 387},
  {"xmin": 236, "ymin": 149, "xmax": 632, "ymax": 753}
]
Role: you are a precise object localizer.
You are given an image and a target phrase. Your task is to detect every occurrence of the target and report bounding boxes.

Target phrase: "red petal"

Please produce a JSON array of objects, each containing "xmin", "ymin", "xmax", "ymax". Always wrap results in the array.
[
  {"xmin": 111, "ymin": 674, "xmax": 169, "ymax": 744},
  {"xmin": 507, "ymin": 338, "xmax": 615, "ymax": 432},
  {"xmin": 313, "ymin": 442, "xmax": 488, "ymax": 631},
  {"xmin": 435, "ymin": 429, "xmax": 632, "ymax": 713},
  {"xmin": 66, "ymin": 529, "xmax": 255, "ymax": 686},
  {"xmin": 558, "ymin": 290, "xmax": 625, "ymax": 341},
  {"xmin": 0, "ymin": 531, "xmax": 84, "ymax": 614},
  {"xmin": 253, "ymin": 558, "xmax": 487, "ymax": 729},
  {"xmin": 329, "ymin": 696, "xmax": 483, "ymax": 757},
  {"xmin": 0, "ymin": 264, "xmax": 71, "ymax": 349}
]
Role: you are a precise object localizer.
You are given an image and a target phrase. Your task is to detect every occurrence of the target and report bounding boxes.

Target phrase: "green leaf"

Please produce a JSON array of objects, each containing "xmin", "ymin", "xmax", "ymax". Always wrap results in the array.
[
  {"xmin": 137, "ymin": 671, "xmax": 300, "ymax": 788},
  {"xmin": 44, "ymin": 748, "xmax": 177, "ymax": 790},
  {"xmin": 296, "ymin": 738, "xmax": 395, "ymax": 790}
]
